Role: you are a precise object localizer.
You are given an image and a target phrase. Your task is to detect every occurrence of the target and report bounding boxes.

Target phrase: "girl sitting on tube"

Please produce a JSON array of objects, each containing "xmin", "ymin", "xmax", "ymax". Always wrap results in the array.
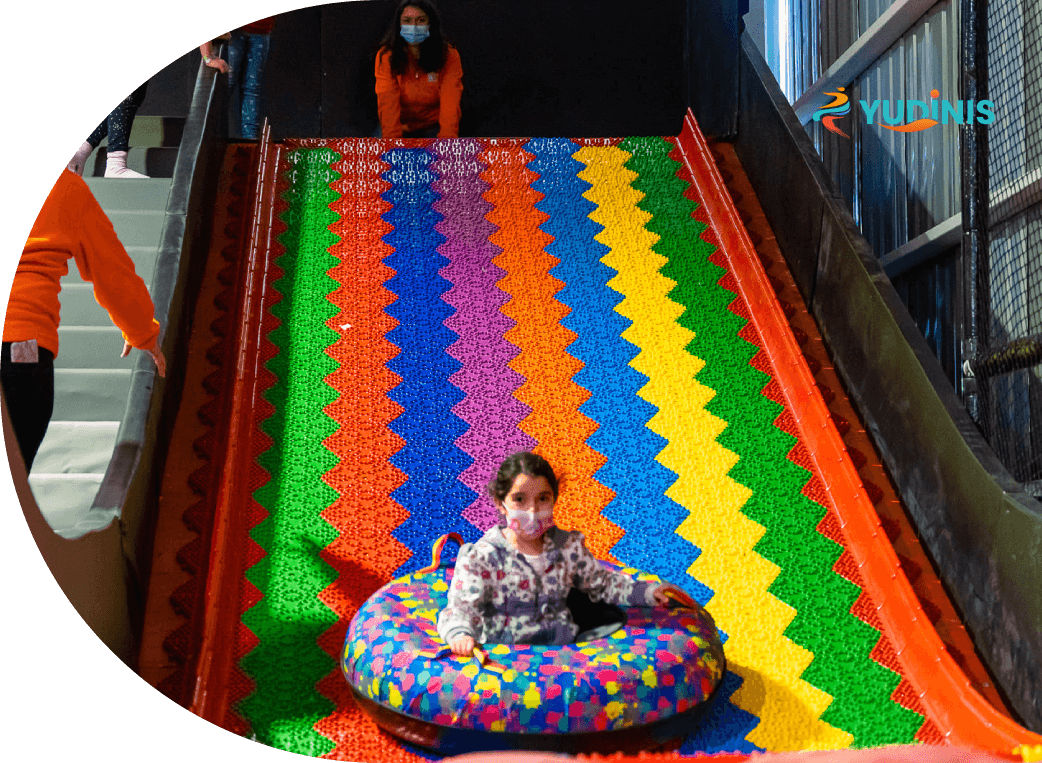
[{"xmin": 437, "ymin": 452, "xmax": 690, "ymax": 655}]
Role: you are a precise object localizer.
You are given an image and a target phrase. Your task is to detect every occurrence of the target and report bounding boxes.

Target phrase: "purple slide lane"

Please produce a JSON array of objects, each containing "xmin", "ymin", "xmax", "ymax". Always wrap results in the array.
[{"xmin": 432, "ymin": 139, "xmax": 536, "ymax": 531}]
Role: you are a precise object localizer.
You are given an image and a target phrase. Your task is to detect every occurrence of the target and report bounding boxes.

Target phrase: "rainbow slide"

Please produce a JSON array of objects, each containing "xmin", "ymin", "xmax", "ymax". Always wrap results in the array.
[{"xmin": 179, "ymin": 114, "xmax": 1042, "ymax": 761}]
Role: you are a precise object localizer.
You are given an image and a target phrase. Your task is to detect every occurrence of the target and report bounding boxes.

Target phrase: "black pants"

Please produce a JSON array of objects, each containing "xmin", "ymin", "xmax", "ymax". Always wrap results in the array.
[
  {"xmin": 1, "ymin": 342, "xmax": 55, "ymax": 473},
  {"xmin": 86, "ymin": 81, "xmax": 149, "ymax": 153}
]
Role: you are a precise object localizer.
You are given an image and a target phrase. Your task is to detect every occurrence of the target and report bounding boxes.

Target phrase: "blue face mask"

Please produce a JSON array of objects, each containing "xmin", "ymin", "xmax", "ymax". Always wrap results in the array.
[{"xmin": 400, "ymin": 24, "xmax": 430, "ymax": 45}]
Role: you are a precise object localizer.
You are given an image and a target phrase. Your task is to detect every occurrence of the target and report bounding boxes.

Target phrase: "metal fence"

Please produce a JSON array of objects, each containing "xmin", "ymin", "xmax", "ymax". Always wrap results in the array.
[
  {"xmin": 971, "ymin": 0, "xmax": 1042, "ymax": 492},
  {"xmin": 762, "ymin": 0, "xmax": 1041, "ymax": 494}
]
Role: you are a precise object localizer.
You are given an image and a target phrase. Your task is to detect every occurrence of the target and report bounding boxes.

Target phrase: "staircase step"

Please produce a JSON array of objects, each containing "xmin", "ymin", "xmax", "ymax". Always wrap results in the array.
[
  {"xmin": 84, "ymin": 176, "xmax": 172, "ymax": 210},
  {"xmin": 53, "ymin": 368, "xmax": 133, "ymax": 421},
  {"xmin": 103, "ymin": 209, "xmax": 166, "ymax": 248},
  {"xmin": 32, "ymin": 421, "xmax": 120, "ymax": 474},
  {"xmin": 132, "ymin": 115, "xmax": 186, "ymax": 147},
  {"xmin": 60, "ymin": 284, "xmax": 119, "ymax": 326},
  {"xmin": 55, "ymin": 326, "xmax": 125, "ymax": 369},
  {"xmin": 27, "ymin": 473, "xmax": 119, "ymax": 539},
  {"xmin": 87, "ymin": 115, "xmax": 186, "ymax": 149}
]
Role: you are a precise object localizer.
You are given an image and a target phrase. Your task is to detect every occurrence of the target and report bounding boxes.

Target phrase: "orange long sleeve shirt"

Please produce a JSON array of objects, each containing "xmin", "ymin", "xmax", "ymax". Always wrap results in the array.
[
  {"xmin": 3, "ymin": 169, "xmax": 160, "ymax": 357},
  {"xmin": 375, "ymin": 45, "xmax": 463, "ymax": 138}
]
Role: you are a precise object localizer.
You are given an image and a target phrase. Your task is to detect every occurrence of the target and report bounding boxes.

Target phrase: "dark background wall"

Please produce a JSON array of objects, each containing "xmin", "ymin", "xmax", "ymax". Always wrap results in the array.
[
  {"xmin": 132, "ymin": 0, "xmax": 742, "ymax": 142},
  {"xmin": 258, "ymin": 0, "xmax": 688, "ymax": 140}
]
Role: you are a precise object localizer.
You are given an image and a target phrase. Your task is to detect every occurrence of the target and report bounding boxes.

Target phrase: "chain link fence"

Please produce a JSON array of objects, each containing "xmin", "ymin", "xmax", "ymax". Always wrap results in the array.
[{"xmin": 973, "ymin": 0, "xmax": 1042, "ymax": 494}]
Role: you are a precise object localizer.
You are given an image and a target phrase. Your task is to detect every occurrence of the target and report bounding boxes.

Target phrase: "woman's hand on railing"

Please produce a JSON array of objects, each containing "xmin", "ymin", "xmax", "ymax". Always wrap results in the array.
[{"xmin": 122, "ymin": 340, "xmax": 167, "ymax": 378}]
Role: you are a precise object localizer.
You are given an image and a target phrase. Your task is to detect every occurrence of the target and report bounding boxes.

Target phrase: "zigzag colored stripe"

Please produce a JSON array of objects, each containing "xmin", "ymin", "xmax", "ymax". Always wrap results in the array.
[
  {"xmin": 572, "ymin": 142, "xmax": 761, "ymax": 753},
  {"xmin": 664, "ymin": 137, "xmax": 926, "ymax": 747},
  {"xmin": 752, "ymin": 370, "xmax": 923, "ymax": 745},
  {"xmin": 315, "ymin": 139, "xmax": 419, "ymax": 763},
  {"xmin": 433, "ymin": 139, "xmax": 535, "ymax": 531},
  {"xmin": 703, "ymin": 268, "xmax": 922, "ymax": 742},
  {"xmin": 617, "ymin": 136, "xmax": 850, "ymax": 752},
  {"xmin": 225, "ymin": 147, "xmax": 286, "ymax": 737},
  {"xmin": 568, "ymin": 143, "xmax": 717, "ymax": 604},
  {"xmin": 516, "ymin": 137, "xmax": 621, "ymax": 558},
  {"xmin": 381, "ymin": 147, "xmax": 480, "ymax": 573},
  {"xmin": 240, "ymin": 147, "xmax": 342, "ymax": 756},
  {"xmin": 477, "ymin": 139, "xmax": 614, "ymax": 547}
]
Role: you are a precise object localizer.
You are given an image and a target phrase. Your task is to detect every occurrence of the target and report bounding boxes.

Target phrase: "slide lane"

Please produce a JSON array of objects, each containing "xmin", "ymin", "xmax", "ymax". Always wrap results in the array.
[
  {"xmin": 382, "ymin": 145, "xmax": 480, "ymax": 572},
  {"xmin": 531, "ymin": 138, "xmax": 707, "ymax": 600},
  {"xmin": 434, "ymin": 138, "xmax": 536, "ymax": 533},
  {"xmin": 241, "ymin": 146, "xmax": 342, "ymax": 756},
  {"xmin": 610, "ymin": 136, "xmax": 918, "ymax": 749},
  {"xmin": 571, "ymin": 138, "xmax": 846, "ymax": 750},
  {"xmin": 195, "ymin": 130, "xmax": 1042, "ymax": 760},
  {"xmin": 317, "ymin": 139, "xmax": 417, "ymax": 762}
]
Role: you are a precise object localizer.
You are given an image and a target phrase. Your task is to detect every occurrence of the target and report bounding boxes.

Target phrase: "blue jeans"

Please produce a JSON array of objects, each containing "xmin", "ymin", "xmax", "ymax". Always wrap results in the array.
[{"xmin": 227, "ymin": 31, "xmax": 271, "ymax": 139}]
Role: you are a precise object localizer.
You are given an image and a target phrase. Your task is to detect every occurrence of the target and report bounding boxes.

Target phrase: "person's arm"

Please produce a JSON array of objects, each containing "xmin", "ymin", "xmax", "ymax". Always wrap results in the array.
[
  {"xmin": 437, "ymin": 46, "xmax": 463, "ymax": 138},
  {"xmin": 569, "ymin": 533, "xmax": 658, "ymax": 608},
  {"xmin": 69, "ymin": 177, "xmax": 165, "ymax": 374},
  {"xmin": 199, "ymin": 40, "xmax": 230, "ymax": 73},
  {"xmin": 375, "ymin": 49, "xmax": 404, "ymax": 138},
  {"xmin": 436, "ymin": 544, "xmax": 489, "ymax": 650}
]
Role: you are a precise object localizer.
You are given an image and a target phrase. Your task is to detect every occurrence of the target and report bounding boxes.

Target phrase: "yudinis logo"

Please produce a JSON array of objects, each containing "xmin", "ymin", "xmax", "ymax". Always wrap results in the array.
[{"xmin": 813, "ymin": 86, "xmax": 996, "ymax": 138}]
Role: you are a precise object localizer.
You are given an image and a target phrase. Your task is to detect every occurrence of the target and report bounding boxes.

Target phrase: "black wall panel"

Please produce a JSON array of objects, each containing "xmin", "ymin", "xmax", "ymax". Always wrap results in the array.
[
  {"xmin": 264, "ymin": 0, "xmax": 689, "ymax": 139},
  {"xmin": 265, "ymin": 5, "xmax": 325, "ymax": 140}
]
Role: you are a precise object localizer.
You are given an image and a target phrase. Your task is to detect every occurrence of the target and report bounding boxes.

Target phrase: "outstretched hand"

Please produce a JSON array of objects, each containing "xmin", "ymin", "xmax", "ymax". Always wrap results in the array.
[{"xmin": 653, "ymin": 583, "xmax": 691, "ymax": 608}]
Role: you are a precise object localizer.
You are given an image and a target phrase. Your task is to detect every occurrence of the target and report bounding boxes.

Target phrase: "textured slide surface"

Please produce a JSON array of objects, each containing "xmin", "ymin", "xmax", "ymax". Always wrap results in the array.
[{"xmin": 193, "ymin": 134, "xmax": 1040, "ymax": 760}]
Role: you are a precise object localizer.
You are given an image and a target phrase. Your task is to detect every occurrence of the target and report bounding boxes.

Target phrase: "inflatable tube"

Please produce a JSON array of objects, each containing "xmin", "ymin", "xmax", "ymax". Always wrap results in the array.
[
  {"xmin": 342, "ymin": 534, "xmax": 726, "ymax": 753},
  {"xmin": 441, "ymin": 745, "xmax": 1037, "ymax": 763}
]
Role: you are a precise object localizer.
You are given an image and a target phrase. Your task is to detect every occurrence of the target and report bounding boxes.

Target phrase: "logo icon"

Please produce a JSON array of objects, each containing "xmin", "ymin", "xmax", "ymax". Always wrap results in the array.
[{"xmin": 814, "ymin": 86, "xmax": 851, "ymax": 138}]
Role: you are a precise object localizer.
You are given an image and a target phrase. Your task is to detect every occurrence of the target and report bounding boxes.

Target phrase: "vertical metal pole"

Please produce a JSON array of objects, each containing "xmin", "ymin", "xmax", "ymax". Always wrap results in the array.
[{"xmin": 960, "ymin": 0, "xmax": 990, "ymax": 424}]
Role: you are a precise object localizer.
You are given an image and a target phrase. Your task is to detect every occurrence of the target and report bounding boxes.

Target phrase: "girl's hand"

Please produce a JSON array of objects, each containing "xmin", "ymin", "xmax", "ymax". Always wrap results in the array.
[
  {"xmin": 450, "ymin": 635, "xmax": 475, "ymax": 656},
  {"xmin": 653, "ymin": 583, "xmax": 690, "ymax": 608}
]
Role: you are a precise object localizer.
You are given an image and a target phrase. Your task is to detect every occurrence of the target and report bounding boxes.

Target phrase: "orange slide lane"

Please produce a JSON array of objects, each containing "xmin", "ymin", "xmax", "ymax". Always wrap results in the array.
[
  {"xmin": 480, "ymin": 138, "xmax": 622, "ymax": 560},
  {"xmin": 310, "ymin": 138, "xmax": 417, "ymax": 762}
]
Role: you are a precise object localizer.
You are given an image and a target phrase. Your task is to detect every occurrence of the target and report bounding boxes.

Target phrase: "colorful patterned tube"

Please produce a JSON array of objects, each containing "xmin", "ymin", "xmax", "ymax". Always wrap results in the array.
[{"xmin": 342, "ymin": 536, "xmax": 727, "ymax": 754}]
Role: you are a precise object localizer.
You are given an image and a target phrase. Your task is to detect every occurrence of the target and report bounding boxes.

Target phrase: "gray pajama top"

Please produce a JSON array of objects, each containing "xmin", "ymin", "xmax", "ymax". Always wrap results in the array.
[{"xmin": 436, "ymin": 525, "xmax": 658, "ymax": 646}]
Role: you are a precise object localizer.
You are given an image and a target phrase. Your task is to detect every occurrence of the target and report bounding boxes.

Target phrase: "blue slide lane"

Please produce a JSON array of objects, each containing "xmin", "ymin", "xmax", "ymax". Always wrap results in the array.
[
  {"xmin": 380, "ymin": 147, "xmax": 480, "ymax": 573},
  {"xmin": 525, "ymin": 138, "xmax": 713, "ymax": 604}
]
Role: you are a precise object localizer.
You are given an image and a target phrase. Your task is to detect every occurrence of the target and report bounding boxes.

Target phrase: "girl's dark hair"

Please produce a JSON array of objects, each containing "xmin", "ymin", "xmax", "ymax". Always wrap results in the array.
[
  {"xmin": 378, "ymin": 0, "xmax": 450, "ymax": 76},
  {"xmin": 488, "ymin": 452, "xmax": 560, "ymax": 503}
]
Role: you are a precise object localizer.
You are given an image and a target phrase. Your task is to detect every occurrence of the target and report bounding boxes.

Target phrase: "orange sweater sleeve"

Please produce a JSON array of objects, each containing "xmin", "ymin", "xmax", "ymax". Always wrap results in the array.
[
  {"xmin": 375, "ymin": 48, "xmax": 404, "ymax": 139},
  {"xmin": 70, "ymin": 177, "xmax": 160, "ymax": 352},
  {"xmin": 6, "ymin": 171, "xmax": 159, "ymax": 357},
  {"xmin": 438, "ymin": 46, "xmax": 463, "ymax": 138}
]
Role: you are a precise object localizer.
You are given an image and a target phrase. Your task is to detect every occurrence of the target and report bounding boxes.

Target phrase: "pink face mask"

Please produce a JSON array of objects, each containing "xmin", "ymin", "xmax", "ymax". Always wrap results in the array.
[{"xmin": 506, "ymin": 508, "xmax": 555, "ymax": 539}]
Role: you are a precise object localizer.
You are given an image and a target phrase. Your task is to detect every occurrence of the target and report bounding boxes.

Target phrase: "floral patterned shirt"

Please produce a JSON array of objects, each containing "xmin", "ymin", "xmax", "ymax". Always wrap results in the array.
[{"xmin": 436, "ymin": 525, "xmax": 658, "ymax": 646}]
